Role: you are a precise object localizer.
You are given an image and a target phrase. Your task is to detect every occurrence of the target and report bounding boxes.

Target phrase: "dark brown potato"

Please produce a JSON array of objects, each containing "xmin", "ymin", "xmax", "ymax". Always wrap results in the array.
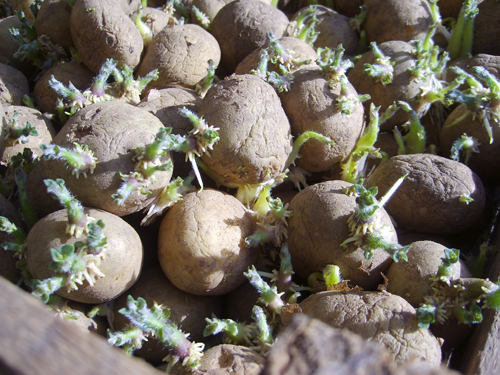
[
  {"xmin": 287, "ymin": 179, "xmax": 395, "ymax": 290},
  {"xmin": 113, "ymin": 266, "xmax": 222, "ymax": 363},
  {"xmin": 0, "ymin": 194, "xmax": 25, "ymax": 284},
  {"xmin": 157, "ymin": 189, "xmax": 257, "ymax": 296},
  {"xmin": 137, "ymin": 24, "xmax": 221, "ymax": 91},
  {"xmin": 363, "ymin": 0, "xmax": 434, "ymax": 44},
  {"xmin": 35, "ymin": 0, "xmax": 74, "ymax": 52},
  {"xmin": 199, "ymin": 74, "xmax": 293, "ymax": 185},
  {"xmin": 70, "ymin": 0, "xmax": 144, "ymax": 73},
  {"xmin": 0, "ymin": 16, "xmax": 24, "ymax": 68},
  {"xmin": 0, "ymin": 63, "xmax": 29, "ymax": 106},
  {"xmin": 33, "ymin": 60, "xmax": 95, "ymax": 115},
  {"xmin": 473, "ymin": 0, "xmax": 500, "ymax": 56},
  {"xmin": 364, "ymin": 154, "xmax": 486, "ymax": 234},
  {"xmin": 287, "ymin": 290, "xmax": 443, "ymax": 366},
  {"xmin": 279, "ymin": 66, "xmax": 365, "ymax": 172},
  {"xmin": 347, "ymin": 40, "xmax": 427, "ymax": 131},
  {"xmin": 211, "ymin": 0, "xmax": 289, "ymax": 73}
]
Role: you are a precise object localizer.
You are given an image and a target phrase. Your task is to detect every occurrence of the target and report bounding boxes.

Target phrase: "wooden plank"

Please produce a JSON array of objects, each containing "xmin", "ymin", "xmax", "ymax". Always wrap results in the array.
[
  {"xmin": 0, "ymin": 276, "xmax": 163, "ymax": 375},
  {"xmin": 458, "ymin": 208, "xmax": 500, "ymax": 375}
]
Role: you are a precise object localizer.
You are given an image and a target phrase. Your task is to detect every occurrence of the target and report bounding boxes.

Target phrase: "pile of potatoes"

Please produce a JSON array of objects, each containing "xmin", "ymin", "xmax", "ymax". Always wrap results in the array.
[{"xmin": 2, "ymin": 0, "xmax": 500, "ymax": 373}]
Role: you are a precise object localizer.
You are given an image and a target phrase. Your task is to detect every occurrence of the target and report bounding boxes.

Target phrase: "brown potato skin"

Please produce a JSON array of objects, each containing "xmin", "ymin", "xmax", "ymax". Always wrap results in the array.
[
  {"xmin": 287, "ymin": 179, "xmax": 394, "ymax": 290},
  {"xmin": 35, "ymin": 0, "xmax": 74, "ymax": 52},
  {"xmin": 199, "ymin": 74, "xmax": 293, "ymax": 185},
  {"xmin": 211, "ymin": 0, "xmax": 289, "ymax": 73},
  {"xmin": 158, "ymin": 189, "xmax": 257, "ymax": 296},
  {"xmin": 44, "ymin": 101, "xmax": 173, "ymax": 217},
  {"xmin": 70, "ymin": 0, "xmax": 144, "ymax": 73},
  {"xmin": 279, "ymin": 66, "xmax": 364, "ymax": 172},
  {"xmin": 473, "ymin": 0, "xmax": 500, "ymax": 56},
  {"xmin": 292, "ymin": 290, "xmax": 442, "ymax": 366},
  {"xmin": 364, "ymin": 154, "xmax": 486, "ymax": 234},
  {"xmin": 26, "ymin": 208, "xmax": 143, "ymax": 304},
  {"xmin": 363, "ymin": 0, "xmax": 434, "ymax": 44},
  {"xmin": 0, "ymin": 194, "xmax": 25, "ymax": 284},
  {"xmin": 0, "ymin": 63, "xmax": 29, "ymax": 106},
  {"xmin": 137, "ymin": 24, "xmax": 221, "ymax": 91}
]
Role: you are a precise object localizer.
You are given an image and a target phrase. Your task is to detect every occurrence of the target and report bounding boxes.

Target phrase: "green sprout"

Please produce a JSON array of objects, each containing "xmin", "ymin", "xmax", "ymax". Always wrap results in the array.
[
  {"xmin": 285, "ymin": 5, "xmax": 320, "ymax": 46},
  {"xmin": 4, "ymin": 111, "xmax": 39, "ymax": 145},
  {"xmin": 363, "ymin": 42, "xmax": 394, "ymax": 85},
  {"xmin": 41, "ymin": 142, "xmax": 98, "ymax": 179},
  {"xmin": 450, "ymin": 133, "xmax": 480, "ymax": 164},
  {"xmin": 393, "ymin": 101, "xmax": 427, "ymax": 155}
]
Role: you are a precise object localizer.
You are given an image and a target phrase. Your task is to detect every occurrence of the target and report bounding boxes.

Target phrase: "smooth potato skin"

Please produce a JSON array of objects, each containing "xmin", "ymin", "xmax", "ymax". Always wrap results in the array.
[
  {"xmin": 137, "ymin": 24, "xmax": 221, "ymax": 91},
  {"xmin": 70, "ymin": 0, "xmax": 143, "ymax": 73},
  {"xmin": 287, "ymin": 180, "xmax": 394, "ymax": 290},
  {"xmin": 44, "ymin": 101, "xmax": 173, "ymax": 217},
  {"xmin": 199, "ymin": 74, "xmax": 293, "ymax": 184},
  {"xmin": 158, "ymin": 189, "xmax": 257, "ymax": 296},
  {"xmin": 294, "ymin": 291, "xmax": 442, "ymax": 366},
  {"xmin": 26, "ymin": 208, "xmax": 143, "ymax": 304},
  {"xmin": 365, "ymin": 154, "xmax": 486, "ymax": 234}
]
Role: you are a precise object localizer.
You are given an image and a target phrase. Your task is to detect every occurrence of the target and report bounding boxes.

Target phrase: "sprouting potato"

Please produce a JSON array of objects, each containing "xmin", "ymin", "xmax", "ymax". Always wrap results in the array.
[
  {"xmin": 137, "ymin": 24, "xmax": 221, "ymax": 91},
  {"xmin": 287, "ymin": 179, "xmax": 395, "ymax": 290},
  {"xmin": 157, "ymin": 188, "xmax": 257, "ymax": 296},
  {"xmin": 0, "ymin": 63, "xmax": 30, "ymax": 106},
  {"xmin": 70, "ymin": 0, "xmax": 144, "ymax": 73},
  {"xmin": 364, "ymin": 154, "xmax": 486, "ymax": 234},
  {"xmin": 34, "ymin": 0, "xmax": 74, "ymax": 52},
  {"xmin": 199, "ymin": 74, "xmax": 293, "ymax": 185}
]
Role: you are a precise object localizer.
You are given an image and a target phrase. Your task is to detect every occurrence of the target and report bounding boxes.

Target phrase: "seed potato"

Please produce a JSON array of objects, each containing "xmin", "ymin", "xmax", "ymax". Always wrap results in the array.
[
  {"xmin": 158, "ymin": 188, "xmax": 257, "ymax": 296},
  {"xmin": 34, "ymin": 0, "xmax": 74, "ymax": 52},
  {"xmin": 0, "ymin": 63, "xmax": 29, "ymax": 106},
  {"xmin": 364, "ymin": 154, "xmax": 486, "ymax": 234}
]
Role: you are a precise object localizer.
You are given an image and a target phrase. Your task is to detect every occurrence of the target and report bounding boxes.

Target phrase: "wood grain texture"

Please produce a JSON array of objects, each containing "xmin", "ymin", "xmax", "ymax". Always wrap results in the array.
[{"xmin": 0, "ymin": 276, "xmax": 163, "ymax": 375}]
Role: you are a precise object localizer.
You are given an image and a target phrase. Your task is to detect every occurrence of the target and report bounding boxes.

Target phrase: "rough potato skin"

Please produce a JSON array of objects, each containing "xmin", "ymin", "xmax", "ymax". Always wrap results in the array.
[
  {"xmin": 26, "ymin": 208, "xmax": 143, "ymax": 304},
  {"xmin": 347, "ymin": 40, "xmax": 427, "ymax": 131},
  {"xmin": 385, "ymin": 240, "xmax": 464, "ymax": 307},
  {"xmin": 137, "ymin": 24, "xmax": 221, "ymax": 91},
  {"xmin": 293, "ymin": 291, "xmax": 442, "ymax": 366},
  {"xmin": 35, "ymin": 0, "xmax": 74, "ymax": 51},
  {"xmin": 158, "ymin": 189, "xmax": 257, "ymax": 296},
  {"xmin": 363, "ymin": 0, "xmax": 434, "ymax": 44},
  {"xmin": 473, "ymin": 0, "xmax": 500, "ymax": 56},
  {"xmin": 70, "ymin": 0, "xmax": 144, "ymax": 73},
  {"xmin": 279, "ymin": 66, "xmax": 364, "ymax": 172},
  {"xmin": 287, "ymin": 180, "xmax": 394, "ymax": 290},
  {"xmin": 211, "ymin": 0, "xmax": 289, "ymax": 73},
  {"xmin": 0, "ymin": 63, "xmax": 29, "ymax": 106},
  {"xmin": 44, "ymin": 101, "xmax": 173, "ymax": 217},
  {"xmin": 364, "ymin": 154, "xmax": 486, "ymax": 234},
  {"xmin": 199, "ymin": 74, "xmax": 293, "ymax": 184}
]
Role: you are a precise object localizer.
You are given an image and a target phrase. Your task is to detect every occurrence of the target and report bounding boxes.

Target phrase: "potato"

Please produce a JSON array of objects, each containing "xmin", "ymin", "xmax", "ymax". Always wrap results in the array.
[
  {"xmin": 279, "ymin": 66, "xmax": 365, "ymax": 172},
  {"xmin": 287, "ymin": 179, "xmax": 394, "ymax": 290},
  {"xmin": 472, "ymin": 0, "xmax": 500, "ymax": 56},
  {"xmin": 385, "ymin": 240, "xmax": 467, "ymax": 307},
  {"xmin": 347, "ymin": 40, "xmax": 427, "ymax": 131},
  {"xmin": 137, "ymin": 23, "xmax": 221, "ymax": 91},
  {"xmin": 288, "ymin": 290, "xmax": 442, "ymax": 366},
  {"xmin": 44, "ymin": 101, "xmax": 173, "ymax": 217},
  {"xmin": 26, "ymin": 207, "xmax": 143, "ymax": 304},
  {"xmin": 129, "ymin": 7, "xmax": 171, "ymax": 39},
  {"xmin": 235, "ymin": 36, "xmax": 318, "ymax": 76},
  {"xmin": 70, "ymin": 0, "xmax": 144, "ymax": 73},
  {"xmin": 35, "ymin": 0, "xmax": 74, "ymax": 52},
  {"xmin": 199, "ymin": 74, "xmax": 293, "ymax": 185},
  {"xmin": 158, "ymin": 188, "xmax": 257, "ymax": 296},
  {"xmin": 0, "ymin": 63, "xmax": 29, "ymax": 106},
  {"xmin": 33, "ymin": 60, "xmax": 95, "ymax": 115},
  {"xmin": 165, "ymin": 344, "xmax": 265, "ymax": 375},
  {"xmin": 0, "ymin": 16, "xmax": 24, "ymax": 67},
  {"xmin": 364, "ymin": 154, "xmax": 486, "ymax": 234},
  {"xmin": 440, "ymin": 103, "xmax": 500, "ymax": 185},
  {"xmin": 191, "ymin": 0, "xmax": 234, "ymax": 22},
  {"xmin": 363, "ymin": 0, "xmax": 434, "ymax": 44},
  {"xmin": 211, "ymin": 0, "xmax": 289, "ymax": 73},
  {"xmin": 112, "ymin": 266, "xmax": 222, "ymax": 362},
  {"xmin": 1, "ymin": 106, "xmax": 56, "ymax": 164}
]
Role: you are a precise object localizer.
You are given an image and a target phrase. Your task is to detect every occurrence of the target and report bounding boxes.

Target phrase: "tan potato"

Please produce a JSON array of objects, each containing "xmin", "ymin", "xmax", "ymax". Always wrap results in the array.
[
  {"xmin": 137, "ymin": 23, "xmax": 221, "ymax": 91},
  {"xmin": 70, "ymin": 0, "xmax": 144, "ymax": 73},
  {"xmin": 289, "ymin": 290, "xmax": 443, "ymax": 366},
  {"xmin": 35, "ymin": 0, "xmax": 74, "ymax": 52},
  {"xmin": 199, "ymin": 74, "xmax": 293, "ymax": 185},
  {"xmin": 158, "ymin": 188, "xmax": 257, "ymax": 296},
  {"xmin": 364, "ymin": 154, "xmax": 486, "ymax": 234},
  {"xmin": 26, "ymin": 207, "xmax": 143, "ymax": 304},
  {"xmin": 287, "ymin": 179, "xmax": 395, "ymax": 290},
  {"xmin": 0, "ymin": 63, "xmax": 29, "ymax": 106}
]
